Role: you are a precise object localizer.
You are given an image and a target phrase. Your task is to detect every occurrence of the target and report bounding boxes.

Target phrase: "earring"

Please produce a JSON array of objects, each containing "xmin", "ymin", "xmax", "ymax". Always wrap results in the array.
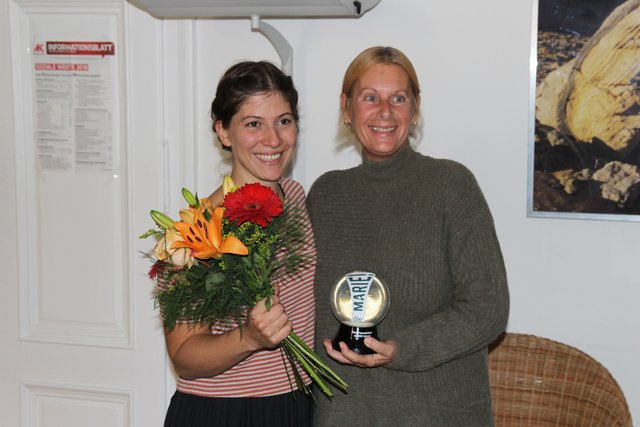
[
  {"xmin": 411, "ymin": 121, "xmax": 417, "ymax": 127},
  {"xmin": 344, "ymin": 119, "xmax": 351, "ymax": 126}
]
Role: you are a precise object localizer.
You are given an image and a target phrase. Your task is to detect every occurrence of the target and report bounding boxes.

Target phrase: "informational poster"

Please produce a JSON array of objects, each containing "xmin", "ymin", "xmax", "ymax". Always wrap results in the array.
[
  {"xmin": 13, "ymin": 5, "xmax": 129, "ymax": 352},
  {"xmin": 32, "ymin": 40, "xmax": 116, "ymax": 173}
]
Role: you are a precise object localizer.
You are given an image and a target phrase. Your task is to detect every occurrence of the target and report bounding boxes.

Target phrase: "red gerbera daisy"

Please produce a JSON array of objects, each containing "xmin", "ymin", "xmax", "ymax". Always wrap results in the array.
[
  {"xmin": 148, "ymin": 260, "xmax": 166, "ymax": 279},
  {"xmin": 223, "ymin": 183, "xmax": 283, "ymax": 227}
]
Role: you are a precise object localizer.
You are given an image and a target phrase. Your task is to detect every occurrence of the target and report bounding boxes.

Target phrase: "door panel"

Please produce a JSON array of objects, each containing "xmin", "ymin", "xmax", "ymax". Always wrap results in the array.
[{"xmin": 1, "ymin": 1, "xmax": 170, "ymax": 425}]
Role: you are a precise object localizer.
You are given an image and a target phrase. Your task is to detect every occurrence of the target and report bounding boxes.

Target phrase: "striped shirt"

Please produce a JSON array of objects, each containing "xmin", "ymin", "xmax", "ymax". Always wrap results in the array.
[{"xmin": 176, "ymin": 177, "xmax": 317, "ymax": 397}]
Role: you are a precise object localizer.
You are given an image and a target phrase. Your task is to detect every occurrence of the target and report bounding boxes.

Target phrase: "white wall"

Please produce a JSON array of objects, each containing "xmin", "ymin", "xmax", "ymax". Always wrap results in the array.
[
  {"xmin": 187, "ymin": 0, "xmax": 639, "ymax": 422},
  {"xmin": 0, "ymin": 0, "xmax": 20, "ymax": 419}
]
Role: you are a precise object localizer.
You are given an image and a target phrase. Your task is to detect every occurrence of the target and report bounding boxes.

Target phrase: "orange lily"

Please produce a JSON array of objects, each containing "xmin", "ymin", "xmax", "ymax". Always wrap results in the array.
[
  {"xmin": 172, "ymin": 206, "xmax": 248, "ymax": 260},
  {"xmin": 178, "ymin": 198, "xmax": 214, "ymax": 225}
]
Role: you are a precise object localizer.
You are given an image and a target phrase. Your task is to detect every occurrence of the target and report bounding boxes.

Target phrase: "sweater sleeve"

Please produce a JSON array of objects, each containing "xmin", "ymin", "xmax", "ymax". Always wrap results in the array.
[{"xmin": 386, "ymin": 165, "xmax": 510, "ymax": 372}]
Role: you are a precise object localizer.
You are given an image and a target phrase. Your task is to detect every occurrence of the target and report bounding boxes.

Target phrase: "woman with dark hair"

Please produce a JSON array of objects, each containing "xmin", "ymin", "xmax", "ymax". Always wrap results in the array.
[
  {"xmin": 307, "ymin": 46, "xmax": 509, "ymax": 426},
  {"xmin": 163, "ymin": 61, "xmax": 315, "ymax": 427}
]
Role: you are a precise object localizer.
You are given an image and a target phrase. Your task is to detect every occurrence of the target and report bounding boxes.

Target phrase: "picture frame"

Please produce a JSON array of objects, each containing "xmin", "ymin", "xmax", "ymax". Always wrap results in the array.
[{"xmin": 527, "ymin": 0, "xmax": 640, "ymax": 221}]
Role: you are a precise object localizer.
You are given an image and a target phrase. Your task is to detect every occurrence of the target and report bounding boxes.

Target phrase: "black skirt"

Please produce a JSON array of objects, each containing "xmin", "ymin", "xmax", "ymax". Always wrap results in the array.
[{"xmin": 164, "ymin": 390, "xmax": 313, "ymax": 427}]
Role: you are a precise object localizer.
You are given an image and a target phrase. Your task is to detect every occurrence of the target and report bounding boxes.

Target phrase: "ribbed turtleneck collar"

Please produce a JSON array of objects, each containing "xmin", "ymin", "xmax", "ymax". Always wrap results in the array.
[{"xmin": 359, "ymin": 142, "xmax": 418, "ymax": 180}]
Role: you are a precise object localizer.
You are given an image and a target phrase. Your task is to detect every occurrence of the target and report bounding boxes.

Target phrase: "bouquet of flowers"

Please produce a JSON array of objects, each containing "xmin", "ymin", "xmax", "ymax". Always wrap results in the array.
[{"xmin": 140, "ymin": 176, "xmax": 347, "ymax": 399}]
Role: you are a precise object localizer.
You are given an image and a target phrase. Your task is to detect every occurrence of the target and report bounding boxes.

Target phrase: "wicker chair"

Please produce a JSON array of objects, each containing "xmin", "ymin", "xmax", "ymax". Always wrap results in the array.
[{"xmin": 488, "ymin": 333, "xmax": 632, "ymax": 426}]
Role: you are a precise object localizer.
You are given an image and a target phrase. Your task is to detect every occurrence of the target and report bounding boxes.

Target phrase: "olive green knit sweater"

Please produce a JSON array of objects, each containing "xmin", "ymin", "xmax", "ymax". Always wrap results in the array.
[{"xmin": 307, "ymin": 143, "xmax": 509, "ymax": 426}]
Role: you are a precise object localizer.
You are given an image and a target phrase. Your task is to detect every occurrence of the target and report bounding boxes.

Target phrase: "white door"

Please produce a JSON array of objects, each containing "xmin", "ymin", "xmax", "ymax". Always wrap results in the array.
[{"xmin": 0, "ymin": 1, "xmax": 186, "ymax": 425}]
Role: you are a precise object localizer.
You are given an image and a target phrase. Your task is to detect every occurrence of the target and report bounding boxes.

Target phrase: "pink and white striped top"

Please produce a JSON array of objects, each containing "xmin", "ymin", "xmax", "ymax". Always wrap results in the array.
[{"xmin": 175, "ymin": 177, "xmax": 317, "ymax": 398}]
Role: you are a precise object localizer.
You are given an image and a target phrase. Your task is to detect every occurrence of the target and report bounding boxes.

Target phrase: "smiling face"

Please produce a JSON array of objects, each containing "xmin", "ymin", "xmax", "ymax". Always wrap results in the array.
[
  {"xmin": 342, "ymin": 63, "xmax": 418, "ymax": 161},
  {"xmin": 215, "ymin": 91, "xmax": 297, "ymax": 188}
]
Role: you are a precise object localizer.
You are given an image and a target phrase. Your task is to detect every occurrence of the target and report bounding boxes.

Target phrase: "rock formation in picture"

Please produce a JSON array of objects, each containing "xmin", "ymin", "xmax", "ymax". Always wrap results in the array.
[{"xmin": 533, "ymin": 0, "xmax": 640, "ymax": 215}]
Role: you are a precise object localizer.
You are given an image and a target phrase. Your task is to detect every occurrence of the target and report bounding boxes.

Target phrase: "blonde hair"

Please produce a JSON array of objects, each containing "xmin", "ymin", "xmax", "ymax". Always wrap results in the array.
[{"xmin": 337, "ymin": 46, "xmax": 422, "ymax": 150}]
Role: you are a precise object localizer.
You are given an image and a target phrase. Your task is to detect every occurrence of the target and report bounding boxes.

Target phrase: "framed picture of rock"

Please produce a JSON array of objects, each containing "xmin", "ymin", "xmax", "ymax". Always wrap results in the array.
[{"xmin": 528, "ymin": 0, "xmax": 640, "ymax": 220}]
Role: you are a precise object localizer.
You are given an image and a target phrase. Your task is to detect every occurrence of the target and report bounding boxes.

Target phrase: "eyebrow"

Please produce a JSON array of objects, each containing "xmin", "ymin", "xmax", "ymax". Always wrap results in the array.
[
  {"xmin": 357, "ymin": 87, "xmax": 409, "ymax": 94},
  {"xmin": 239, "ymin": 112, "xmax": 294, "ymax": 121}
]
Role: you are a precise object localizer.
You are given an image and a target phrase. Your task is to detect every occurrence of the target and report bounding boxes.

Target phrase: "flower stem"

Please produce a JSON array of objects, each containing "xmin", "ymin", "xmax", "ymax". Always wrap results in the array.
[
  {"xmin": 283, "ymin": 332, "xmax": 348, "ymax": 398},
  {"xmin": 283, "ymin": 339, "xmax": 333, "ymax": 398},
  {"xmin": 287, "ymin": 333, "xmax": 348, "ymax": 390}
]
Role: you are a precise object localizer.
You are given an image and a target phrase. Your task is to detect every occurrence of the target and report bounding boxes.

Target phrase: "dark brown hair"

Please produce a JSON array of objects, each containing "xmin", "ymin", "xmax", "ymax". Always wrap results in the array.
[{"xmin": 210, "ymin": 61, "xmax": 299, "ymax": 132}]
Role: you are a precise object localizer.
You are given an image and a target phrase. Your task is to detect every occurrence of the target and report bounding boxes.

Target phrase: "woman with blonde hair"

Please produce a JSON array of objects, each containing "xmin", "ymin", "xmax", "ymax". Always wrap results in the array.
[{"xmin": 308, "ymin": 46, "xmax": 509, "ymax": 426}]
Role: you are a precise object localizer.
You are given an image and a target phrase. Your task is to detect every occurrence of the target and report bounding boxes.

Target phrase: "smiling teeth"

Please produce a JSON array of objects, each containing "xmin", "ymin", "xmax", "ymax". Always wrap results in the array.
[
  {"xmin": 371, "ymin": 126, "xmax": 396, "ymax": 132},
  {"xmin": 256, "ymin": 153, "xmax": 281, "ymax": 161}
]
